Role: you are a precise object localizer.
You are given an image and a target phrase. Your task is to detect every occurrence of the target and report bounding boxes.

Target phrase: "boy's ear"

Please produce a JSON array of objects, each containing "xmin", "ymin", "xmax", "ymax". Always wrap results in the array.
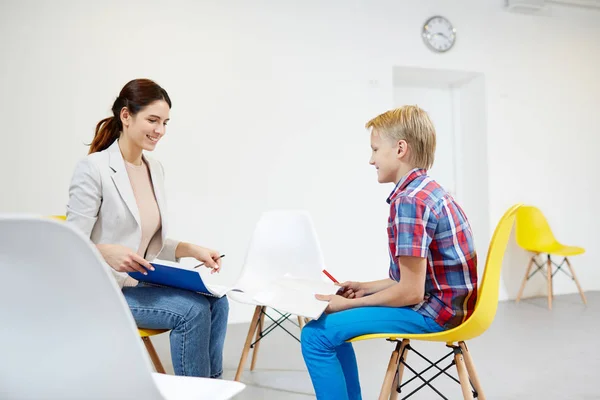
[{"xmin": 396, "ymin": 139, "xmax": 408, "ymax": 159}]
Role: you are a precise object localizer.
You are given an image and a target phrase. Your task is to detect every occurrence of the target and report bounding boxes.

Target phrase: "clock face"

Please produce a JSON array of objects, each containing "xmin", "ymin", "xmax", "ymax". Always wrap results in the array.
[{"xmin": 422, "ymin": 16, "xmax": 456, "ymax": 53}]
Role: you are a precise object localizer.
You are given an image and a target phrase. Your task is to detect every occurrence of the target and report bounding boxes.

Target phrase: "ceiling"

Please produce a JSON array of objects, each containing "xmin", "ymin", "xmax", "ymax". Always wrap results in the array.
[
  {"xmin": 547, "ymin": 0, "xmax": 600, "ymax": 8},
  {"xmin": 507, "ymin": 0, "xmax": 600, "ymax": 11}
]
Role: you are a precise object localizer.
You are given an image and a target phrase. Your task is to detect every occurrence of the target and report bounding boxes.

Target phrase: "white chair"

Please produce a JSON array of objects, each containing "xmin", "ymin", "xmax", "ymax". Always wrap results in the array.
[
  {"xmin": 0, "ymin": 215, "xmax": 245, "ymax": 400},
  {"xmin": 230, "ymin": 209, "xmax": 326, "ymax": 381}
]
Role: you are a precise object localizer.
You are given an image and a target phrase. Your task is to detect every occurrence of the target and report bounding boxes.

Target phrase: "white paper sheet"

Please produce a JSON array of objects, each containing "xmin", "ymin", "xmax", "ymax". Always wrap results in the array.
[{"xmin": 250, "ymin": 274, "xmax": 339, "ymax": 319}]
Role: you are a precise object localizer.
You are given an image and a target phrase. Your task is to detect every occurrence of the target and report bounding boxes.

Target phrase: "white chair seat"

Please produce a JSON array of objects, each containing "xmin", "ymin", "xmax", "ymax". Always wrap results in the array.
[{"xmin": 153, "ymin": 373, "xmax": 245, "ymax": 400}]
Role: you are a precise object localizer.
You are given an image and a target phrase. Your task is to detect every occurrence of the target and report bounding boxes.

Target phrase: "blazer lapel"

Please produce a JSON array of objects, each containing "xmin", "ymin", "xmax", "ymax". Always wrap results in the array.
[
  {"xmin": 108, "ymin": 141, "xmax": 142, "ymax": 228},
  {"xmin": 145, "ymin": 156, "xmax": 168, "ymax": 243}
]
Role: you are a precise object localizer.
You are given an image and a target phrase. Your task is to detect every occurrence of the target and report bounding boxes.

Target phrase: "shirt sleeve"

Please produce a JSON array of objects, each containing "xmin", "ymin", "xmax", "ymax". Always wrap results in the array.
[{"xmin": 391, "ymin": 197, "xmax": 438, "ymax": 258}]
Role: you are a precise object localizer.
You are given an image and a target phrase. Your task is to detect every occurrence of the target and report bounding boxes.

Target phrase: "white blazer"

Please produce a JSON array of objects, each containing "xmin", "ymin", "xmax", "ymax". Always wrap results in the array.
[{"xmin": 66, "ymin": 140, "xmax": 179, "ymax": 288}]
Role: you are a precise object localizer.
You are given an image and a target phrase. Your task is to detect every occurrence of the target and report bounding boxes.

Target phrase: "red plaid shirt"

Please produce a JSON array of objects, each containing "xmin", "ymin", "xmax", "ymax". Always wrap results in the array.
[{"xmin": 387, "ymin": 168, "xmax": 477, "ymax": 329}]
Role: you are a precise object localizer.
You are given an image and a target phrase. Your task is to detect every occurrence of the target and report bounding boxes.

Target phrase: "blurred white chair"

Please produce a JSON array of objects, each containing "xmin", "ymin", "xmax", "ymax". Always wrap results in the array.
[
  {"xmin": 230, "ymin": 210, "xmax": 327, "ymax": 381},
  {"xmin": 0, "ymin": 215, "xmax": 245, "ymax": 400}
]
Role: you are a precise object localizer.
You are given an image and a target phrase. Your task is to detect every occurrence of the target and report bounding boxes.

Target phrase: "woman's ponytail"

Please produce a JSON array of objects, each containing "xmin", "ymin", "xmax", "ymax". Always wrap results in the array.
[{"xmin": 88, "ymin": 115, "xmax": 121, "ymax": 154}]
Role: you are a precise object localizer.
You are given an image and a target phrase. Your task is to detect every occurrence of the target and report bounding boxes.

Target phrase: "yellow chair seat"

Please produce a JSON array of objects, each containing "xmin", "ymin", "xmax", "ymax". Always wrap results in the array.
[
  {"xmin": 350, "ymin": 303, "xmax": 496, "ymax": 345},
  {"xmin": 527, "ymin": 243, "xmax": 585, "ymax": 257},
  {"xmin": 351, "ymin": 329, "xmax": 465, "ymax": 346},
  {"xmin": 138, "ymin": 328, "xmax": 170, "ymax": 337}
]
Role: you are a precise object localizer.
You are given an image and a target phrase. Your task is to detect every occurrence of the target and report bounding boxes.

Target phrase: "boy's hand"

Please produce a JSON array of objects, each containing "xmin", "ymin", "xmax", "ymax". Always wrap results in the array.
[
  {"xmin": 315, "ymin": 294, "xmax": 353, "ymax": 314},
  {"xmin": 337, "ymin": 281, "xmax": 366, "ymax": 299}
]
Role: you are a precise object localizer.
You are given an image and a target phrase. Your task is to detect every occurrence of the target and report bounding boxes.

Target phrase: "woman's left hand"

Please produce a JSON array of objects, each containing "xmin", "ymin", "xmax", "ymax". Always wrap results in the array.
[{"xmin": 187, "ymin": 244, "xmax": 223, "ymax": 274}]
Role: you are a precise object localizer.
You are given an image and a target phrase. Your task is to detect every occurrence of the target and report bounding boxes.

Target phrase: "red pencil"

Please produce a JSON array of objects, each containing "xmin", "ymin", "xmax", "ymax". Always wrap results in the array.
[{"xmin": 322, "ymin": 269, "xmax": 339, "ymax": 284}]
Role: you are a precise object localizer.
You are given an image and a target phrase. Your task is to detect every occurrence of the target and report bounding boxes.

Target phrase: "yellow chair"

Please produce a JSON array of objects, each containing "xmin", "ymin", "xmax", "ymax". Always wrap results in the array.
[
  {"xmin": 138, "ymin": 328, "xmax": 169, "ymax": 373},
  {"xmin": 348, "ymin": 204, "xmax": 522, "ymax": 400},
  {"xmin": 514, "ymin": 205, "xmax": 586, "ymax": 310},
  {"xmin": 49, "ymin": 215, "xmax": 169, "ymax": 373}
]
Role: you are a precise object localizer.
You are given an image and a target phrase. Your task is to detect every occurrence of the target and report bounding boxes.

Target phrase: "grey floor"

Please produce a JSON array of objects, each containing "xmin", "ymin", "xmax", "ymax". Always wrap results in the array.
[{"xmin": 221, "ymin": 292, "xmax": 600, "ymax": 399}]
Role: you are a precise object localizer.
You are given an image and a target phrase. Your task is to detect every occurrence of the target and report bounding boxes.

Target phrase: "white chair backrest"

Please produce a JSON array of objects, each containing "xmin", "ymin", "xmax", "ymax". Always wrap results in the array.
[
  {"xmin": 0, "ymin": 216, "xmax": 163, "ymax": 400},
  {"xmin": 237, "ymin": 210, "xmax": 326, "ymax": 289}
]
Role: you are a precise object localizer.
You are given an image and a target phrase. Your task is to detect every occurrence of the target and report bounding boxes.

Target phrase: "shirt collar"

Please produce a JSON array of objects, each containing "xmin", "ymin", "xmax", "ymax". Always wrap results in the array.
[{"xmin": 386, "ymin": 168, "xmax": 427, "ymax": 204}]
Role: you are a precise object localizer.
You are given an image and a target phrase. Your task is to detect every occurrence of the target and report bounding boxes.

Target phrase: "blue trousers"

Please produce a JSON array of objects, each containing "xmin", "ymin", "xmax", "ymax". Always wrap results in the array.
[
  {"xmin": 122, "ymin": 283, "xmax": 229, "ymax": 378},
  {"xmin": 301, "ymin": 306, "xmax": 444, "ymax": 400}
]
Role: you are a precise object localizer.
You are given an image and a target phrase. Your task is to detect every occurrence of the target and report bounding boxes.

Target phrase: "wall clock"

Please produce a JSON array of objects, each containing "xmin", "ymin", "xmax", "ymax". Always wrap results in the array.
[{"xmin": 422, "ymin": 16, "xmax": 456, "ymax": 53}]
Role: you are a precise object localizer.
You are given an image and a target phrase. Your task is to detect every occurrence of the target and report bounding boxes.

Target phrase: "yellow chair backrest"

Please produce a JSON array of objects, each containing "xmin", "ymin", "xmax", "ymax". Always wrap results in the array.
[
  {"xmin": 440, "ymin": 204, "xmax": 521, "ymax": 343},
  {"xmin": 515, "ymin": 206, "xmax": 556, "ymax": 252}
]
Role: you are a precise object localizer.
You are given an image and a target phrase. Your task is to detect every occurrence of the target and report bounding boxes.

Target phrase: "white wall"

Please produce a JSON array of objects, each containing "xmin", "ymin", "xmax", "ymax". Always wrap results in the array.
[
  {"xmin": 455, "ymin": 75, "xmax": 492, "ymax": 284},
  {"xmin": 393, "ymin": 85, "xmax": 457, "ymax": 195},
  {"xmin": 1, "ymin": 0, "xmax": 599, "ymax": 328},
  {"xmin": 393, "ymin": 71, "xmax": 493, "ymax": 284}
]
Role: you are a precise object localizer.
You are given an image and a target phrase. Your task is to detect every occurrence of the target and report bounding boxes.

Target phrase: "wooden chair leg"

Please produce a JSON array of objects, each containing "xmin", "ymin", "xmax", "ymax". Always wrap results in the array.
[
  {"xmin": 142, "ymin": 336, "xmax": 166, "ymax": 374},
  {"xmin": 379, "ymin": 339, "xmax": 409, "ymax": 400},
  {"xmin": 516, "ymin": 255, "xmax": 535, "ymax": 303},
  {"xmin": 389, "ymin": 370, "xmax": 400, "ymax": 400},
  {"xmin": 389, "ymin": 339, "xmax": 409, "ymax": 400},
  {"xmin": 454, "ymin": 346, "xmax": 474, "ymax": 400},
  {"xmin": 234, "ymin": 305, "xmax": 263, "ymax": 381},
  {"xmin": 459, "ymin": 342, "xmax": 485, "ymax": 400},
  {"xmin": 565, "ymin": 257, "xmax": 587, "ymax": 305},
  {"xmin": 547, "ymin": 256, "xmax": 553, "ymax": 310},
  {"xmin": 250, "ymin": 307, "xmax": 266, "ymax": 371}
]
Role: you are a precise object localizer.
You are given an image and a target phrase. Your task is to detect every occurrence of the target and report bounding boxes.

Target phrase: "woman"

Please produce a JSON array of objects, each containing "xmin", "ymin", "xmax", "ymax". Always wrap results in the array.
[{"xmin": 66, "ymin": 78, "xmax": 228, "ymax": 378}]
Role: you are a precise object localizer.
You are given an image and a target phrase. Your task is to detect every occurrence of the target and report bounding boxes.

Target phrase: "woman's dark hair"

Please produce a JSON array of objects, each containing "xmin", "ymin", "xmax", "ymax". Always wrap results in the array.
[{"xmin": 88, "ymin": 79, "xmax": 171, "ymax": 154}]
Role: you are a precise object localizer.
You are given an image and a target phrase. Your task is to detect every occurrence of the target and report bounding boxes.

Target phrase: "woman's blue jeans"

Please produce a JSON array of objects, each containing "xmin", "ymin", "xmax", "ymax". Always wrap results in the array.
[
  {"xmin": 122, "ymin": 283, "xmax": 229, "ymax": 378},
  {"xmin": 301, "ymin": 306, "xmax": 445, "ymax": 400}
]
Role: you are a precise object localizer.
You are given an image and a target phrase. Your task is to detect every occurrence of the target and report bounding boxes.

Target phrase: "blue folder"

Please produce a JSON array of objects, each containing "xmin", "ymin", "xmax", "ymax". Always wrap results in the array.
[{"xmin": 128, "ymin": 263, "xmax": 215, "ymax": 296}]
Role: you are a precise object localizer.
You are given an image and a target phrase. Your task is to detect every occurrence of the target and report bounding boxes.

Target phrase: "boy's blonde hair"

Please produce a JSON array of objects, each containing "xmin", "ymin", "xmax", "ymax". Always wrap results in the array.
[{"xmin": 365, "ymin": 105, "xmax": 436, "ymax": 170}]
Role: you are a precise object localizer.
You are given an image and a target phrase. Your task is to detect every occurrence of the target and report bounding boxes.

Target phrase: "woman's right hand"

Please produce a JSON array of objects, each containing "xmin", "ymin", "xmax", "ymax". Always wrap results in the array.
[
  {"xmin": 96, "ymin": 244, "xmax": 155, "ymax": 275},
  {"xmin": 338, "ymin": 281, "xmax": 366, "ymax": 299}
]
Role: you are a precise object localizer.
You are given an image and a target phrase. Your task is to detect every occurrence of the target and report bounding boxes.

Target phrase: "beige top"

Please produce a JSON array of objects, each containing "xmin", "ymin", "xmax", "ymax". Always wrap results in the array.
[{"xmin": 123, "ymin": 159, "xmax": 162, "ymax": 286}]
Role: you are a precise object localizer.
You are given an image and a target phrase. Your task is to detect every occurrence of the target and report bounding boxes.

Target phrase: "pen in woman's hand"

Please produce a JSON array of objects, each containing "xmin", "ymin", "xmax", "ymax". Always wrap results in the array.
[{"xmin": 193, "ymin": 254, "xmax": 225, "ymax": 269}]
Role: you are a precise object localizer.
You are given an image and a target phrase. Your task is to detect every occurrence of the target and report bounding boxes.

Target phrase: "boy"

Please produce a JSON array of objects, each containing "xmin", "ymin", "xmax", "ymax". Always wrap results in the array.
[{"xmin": 301, "ymin": 105, "xmax": 478, "ymax": 400}]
